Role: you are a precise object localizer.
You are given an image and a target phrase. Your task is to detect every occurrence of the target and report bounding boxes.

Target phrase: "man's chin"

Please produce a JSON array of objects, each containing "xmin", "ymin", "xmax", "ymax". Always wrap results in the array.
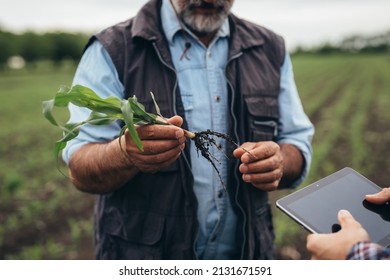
[{"xmin": 183, "ymin": 16, "xmax": 225, "ymax": 35}]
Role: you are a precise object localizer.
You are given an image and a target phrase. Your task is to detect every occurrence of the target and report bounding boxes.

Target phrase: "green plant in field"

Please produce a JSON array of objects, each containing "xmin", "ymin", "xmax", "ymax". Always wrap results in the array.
[
  {"xmin": 42, "ymin": 84, "xmax": 174, "ymax": 159},
  {"xmin": 42, "ymin": 84, "xmax": 240, "ymax": 190}
]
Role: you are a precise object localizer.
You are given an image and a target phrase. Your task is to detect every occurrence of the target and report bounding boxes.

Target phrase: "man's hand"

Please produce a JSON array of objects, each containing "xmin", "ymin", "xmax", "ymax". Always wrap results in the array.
[
  {"xmin": 306, "ymin": 210, "xmax": 370, "ymax": 260},
  {"xmin": 68, "ymin": 115, "xmax": 186, "ymax": 193},
  {"xmin": 122, "ymin": 116, "xmax": 186, "ymax": 173},
  {"xmin": 365, "ymin": 187, "xmax": 390, "ymax": 204},
  {"xmin": 233, "ymin": 141, "xmax": 284, "ymax": 191}
]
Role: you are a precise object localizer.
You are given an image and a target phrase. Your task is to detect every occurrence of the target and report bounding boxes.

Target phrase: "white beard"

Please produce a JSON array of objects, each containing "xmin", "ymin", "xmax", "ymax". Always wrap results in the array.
[{"xmin": 177, "ymin": 0, "xmax": 233, "ymax": 35}]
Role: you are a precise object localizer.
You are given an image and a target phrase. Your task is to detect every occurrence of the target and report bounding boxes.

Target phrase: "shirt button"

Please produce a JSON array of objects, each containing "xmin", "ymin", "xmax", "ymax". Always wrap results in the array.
[
  {"xmin": 207, "ymin": 51, "xmax": 212, "ymax": 57},
  {"xmin": 211, "ymin": 235, "xmax": 217, "ymax": 242},
  {"xmin": 215, "ymin": 96, "xmax": 221, "ymax": 102},
  {"xmin": 218, "ymin": 190, "xmax": 223, "ymax": 198}
]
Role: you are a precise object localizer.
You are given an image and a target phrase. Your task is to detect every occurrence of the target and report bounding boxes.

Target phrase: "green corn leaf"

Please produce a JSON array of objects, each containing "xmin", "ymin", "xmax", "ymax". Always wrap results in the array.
[
  {"xmin": 121, "ymin": 99, "xmax": 143, "ymax": 151},
  {"xmin": 150, "ymin": 91, "xmax": 163, "ymax": 117},
  {"xmin": 118, "ymin": 126, "xmax": 128, "ymax": 156},
  {"xmin": 87, "ymin": 112, "xmax": 118, "ymax": 126},
  {"xmin": 42, "ymin": 99, "xmax": 59, "ymax": 126},
  {"xmin": 61, "ymin": 123, "xmax": 81, "ymax": 141},
  {"xmin": 43, "ymin": 84, "xmax": 176, "ymax": 163},
  {"xmin": 55, "ymin": 85, "xmax": 122, "ymax": 117},
  {"xmin": 128, "ymin": 96, "xmax": 158, "ymax": 124},
  {"xmin": 52, "ymin": 116, "xmax": 116, "ymax": 162},
  {"xmin": 54, "ymin": 141, "xmax": 68, "ymax": 163},
  {"xmin": 53, "ymin": 123, "xmax": 80, "ymax": 160}
]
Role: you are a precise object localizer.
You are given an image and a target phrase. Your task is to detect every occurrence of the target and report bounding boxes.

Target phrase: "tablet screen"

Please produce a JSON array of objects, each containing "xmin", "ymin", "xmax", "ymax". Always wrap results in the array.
[{"xmin": 276, "ymin": 167, "xmax": 390, "ymax": 247}]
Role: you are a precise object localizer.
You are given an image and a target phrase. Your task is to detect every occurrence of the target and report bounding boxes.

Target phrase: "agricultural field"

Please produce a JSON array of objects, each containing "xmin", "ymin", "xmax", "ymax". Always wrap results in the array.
[
  {"xmin": 272, "ymin": 53, "xmax": 390, "ymax": 259},
  {"xmin": 0, "ymin": 62, "xmax": 95, "ymax": 259},
  {"xmin": 0, "ymin": 54, "xmax": 389, "ymax": 260}
]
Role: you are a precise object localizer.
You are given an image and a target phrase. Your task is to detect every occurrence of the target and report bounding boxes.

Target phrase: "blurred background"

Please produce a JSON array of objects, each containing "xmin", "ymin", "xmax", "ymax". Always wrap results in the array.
[{"xmin": 0, "ymin": 0, "xmax": 389, "ymax": 259}]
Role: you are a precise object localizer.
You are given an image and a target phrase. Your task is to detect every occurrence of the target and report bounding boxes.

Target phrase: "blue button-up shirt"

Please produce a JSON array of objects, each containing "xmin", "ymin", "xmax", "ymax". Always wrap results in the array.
[
  {"xmin": 63, "ymin": 0, "xmax": 314, "ymax": 260},
  {"xmin": 160, "ymin": 0, "xmax": 237, "ymax": 259}
]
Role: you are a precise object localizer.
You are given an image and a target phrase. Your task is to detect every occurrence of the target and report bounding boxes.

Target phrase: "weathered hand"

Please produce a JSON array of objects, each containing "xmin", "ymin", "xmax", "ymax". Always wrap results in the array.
[
  {"xmin": 233, "ymin": 141, "xmax": 283, "ymax": 191},
  {"xmin": 122, "ymin": 116, "xmax": 186, "ymax": 173}
]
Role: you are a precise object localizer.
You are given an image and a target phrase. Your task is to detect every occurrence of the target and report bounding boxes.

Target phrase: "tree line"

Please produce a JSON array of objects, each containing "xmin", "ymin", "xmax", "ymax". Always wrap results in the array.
[
  {"xmin": 0, "ymin": 28, "xmax": 90, "ymax": 68},
  {"xmin": 1, "ymin": 28, "xmax": 389, "ymax": 69},
  {"xmin": 293, "ymin": 30, "xmax": 390, "ymax": 55}
]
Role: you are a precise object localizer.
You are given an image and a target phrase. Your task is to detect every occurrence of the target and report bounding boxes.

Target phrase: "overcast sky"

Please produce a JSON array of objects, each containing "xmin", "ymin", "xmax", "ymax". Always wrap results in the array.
[{"xmin": 1, "ymin": 0, "xmax": 390, "ymax": 49}]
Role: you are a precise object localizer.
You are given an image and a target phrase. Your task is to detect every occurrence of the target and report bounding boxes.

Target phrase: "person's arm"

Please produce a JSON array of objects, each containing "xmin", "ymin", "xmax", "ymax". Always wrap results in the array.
[
  {"xmin": 233, "ymin": 53, "xmax": 314, "ymax": 191},
  {"xmin": 69, "ymin": 116, "xmax": 186, "ymax": 194},
  {"xmin": 347, "ymin": 241, "xmax": 390, "ymax": 260},
  {"xmin": 68, "ymin": 134, "xmax": 138, "ymax": 194},
  {"xmin": 63, "ymin": 41, "xmax": 186, "ymax": 194},
  {"xmin": 276, "ymin": 52, "xmax": 314, "ymax": 188},
  {"xmin": 62, "ymin": 40, "xmax": 126, "ymax": 167},
  {"xmin": 279, "ymin": 143, "xmax": 305, "ymax": 188}
]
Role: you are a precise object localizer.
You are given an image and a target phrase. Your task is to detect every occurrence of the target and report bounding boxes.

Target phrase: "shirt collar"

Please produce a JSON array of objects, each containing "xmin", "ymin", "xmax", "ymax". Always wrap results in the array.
[{"xmin": 161, "ymin": 0, "xmax": 230, "ymax": 46}]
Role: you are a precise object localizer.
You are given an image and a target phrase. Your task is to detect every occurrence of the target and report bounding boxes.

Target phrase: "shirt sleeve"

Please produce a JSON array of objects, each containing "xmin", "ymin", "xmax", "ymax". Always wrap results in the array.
[
  {"xmin": 276, "ymin": 52, "xmax": 315, "ymax": 188},
  {"xmin": 347, "ymin": 241, "xmax": 390, "ymax": 260},
  {"xmin": 62, "ymin": 40, "xmax": 125, "ymax": 165}
]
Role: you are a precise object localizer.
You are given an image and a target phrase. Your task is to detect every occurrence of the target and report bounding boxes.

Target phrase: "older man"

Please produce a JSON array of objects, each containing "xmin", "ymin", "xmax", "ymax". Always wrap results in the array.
[{"xmin": 63, "ymin": 0, "xmax": 314, "ymax": 259}]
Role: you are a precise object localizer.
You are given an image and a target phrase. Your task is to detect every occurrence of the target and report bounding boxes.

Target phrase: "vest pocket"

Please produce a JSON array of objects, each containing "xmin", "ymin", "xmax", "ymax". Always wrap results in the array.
[
  {"xmin": 244, "ymin": 95, "xmax": 279, "ymax": 142},
  {"xmin": 251, "ymin": 120, "xmax": 278, "ymax": 141},
  {"xmin": 101, "ymin": 209, "xmax": 165, "ymax": 259}
]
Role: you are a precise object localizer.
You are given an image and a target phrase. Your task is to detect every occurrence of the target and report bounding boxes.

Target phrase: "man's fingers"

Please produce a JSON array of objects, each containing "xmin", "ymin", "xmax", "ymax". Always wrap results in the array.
[
  {"xmin": 239, "ymin": 156, "xmax": 281, "ymax": 174},
  {"xmin": 139, "ymin": 146, "xmax": 183, "ymax": 164},
  {"xmin": 129, "ymin": 143, "xmax": 184, "ymax": 173},
  {"xmin": 166, "ymin": 115, "xmax": 184, "ymax": 127},
  {"xmin": 139, "ymin": 139, "xmax": 185, "ymax": 155},
  {"xmin": 136, "ymin": 125, "xmax": 182, "ymax": 140},
  {"xmin": 233, "ymin": 142, "xmax": 255, "ymax": 159},
  {"xmin": 233, "ymin": 142, "xmax": 278, "ymax": 163}
]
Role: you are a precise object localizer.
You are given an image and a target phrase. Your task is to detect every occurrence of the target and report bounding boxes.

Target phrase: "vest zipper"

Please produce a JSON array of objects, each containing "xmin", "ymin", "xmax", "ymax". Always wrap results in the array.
[
  {"xmin": 152, "ymin": 42, "xmax": 199, "ymax": 260},
  {"xmin": 225, "ymin": 51, "xmax": 247, "ymax": 260},
  {"xmin": 151, "ymin": 42, "xmax": 193, "ymax": 170}
]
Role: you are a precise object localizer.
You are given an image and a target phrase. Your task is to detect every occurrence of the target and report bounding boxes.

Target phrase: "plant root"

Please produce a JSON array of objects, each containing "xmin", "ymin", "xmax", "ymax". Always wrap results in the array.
[{"xmin": 191, "ymin": 130, "xmax": 241, "ymax": 192}]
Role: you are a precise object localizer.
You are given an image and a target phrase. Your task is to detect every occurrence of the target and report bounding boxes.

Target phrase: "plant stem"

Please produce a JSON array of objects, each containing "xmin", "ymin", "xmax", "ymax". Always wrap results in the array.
[
  {"xmin": 183, "ymin": 129, "xmax": 196, "ymax": 139},
  {"xmin": 155, "ymin": 116, "xmax": 196, "ymax": 139}
]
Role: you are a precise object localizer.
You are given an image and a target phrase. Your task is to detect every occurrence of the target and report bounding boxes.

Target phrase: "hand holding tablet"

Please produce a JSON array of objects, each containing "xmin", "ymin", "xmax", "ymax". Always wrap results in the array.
[{"xmin": 276, "ymin": 167, "xmax": 390, "ymax": 247}]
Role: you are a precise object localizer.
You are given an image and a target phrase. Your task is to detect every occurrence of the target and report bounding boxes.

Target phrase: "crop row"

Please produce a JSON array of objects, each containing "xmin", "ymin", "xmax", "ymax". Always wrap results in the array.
[{"xmin": 273, "ymin": 54, "xmax": 390, "ymax": 259}]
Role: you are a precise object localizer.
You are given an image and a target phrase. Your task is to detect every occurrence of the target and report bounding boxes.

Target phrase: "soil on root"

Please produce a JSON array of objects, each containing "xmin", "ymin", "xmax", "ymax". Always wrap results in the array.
[{"xmin": 192, "ymin": 129, "xmax": 238, "ymax": 190}]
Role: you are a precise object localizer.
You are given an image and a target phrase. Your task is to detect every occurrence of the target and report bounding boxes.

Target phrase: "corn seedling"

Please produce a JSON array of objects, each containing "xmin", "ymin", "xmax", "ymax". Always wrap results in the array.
[{"xmin": 42, "ymin": 85, "xmax": 243, "ymax": 190}]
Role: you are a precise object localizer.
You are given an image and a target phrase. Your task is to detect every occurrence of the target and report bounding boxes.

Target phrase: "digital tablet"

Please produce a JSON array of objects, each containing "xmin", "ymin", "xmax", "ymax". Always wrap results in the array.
[{"xmin": 276, "ymin": 167, "xmax": 390, "ymax": 247}]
